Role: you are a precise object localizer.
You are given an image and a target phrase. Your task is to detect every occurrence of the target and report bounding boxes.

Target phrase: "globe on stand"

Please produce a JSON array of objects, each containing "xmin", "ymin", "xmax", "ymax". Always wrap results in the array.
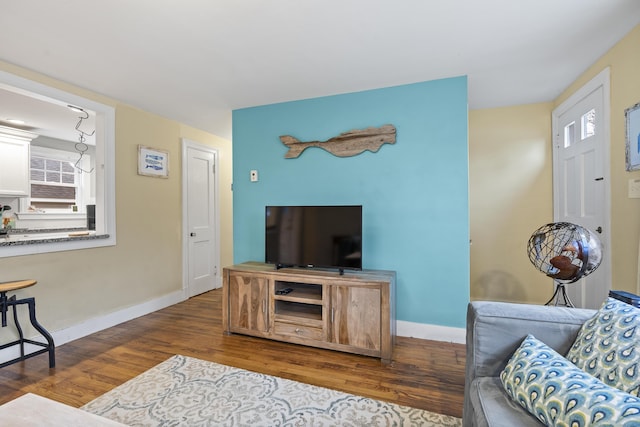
[{"xmin": 526, "ymin": 222, "xmax": 602, "ymax": 307}]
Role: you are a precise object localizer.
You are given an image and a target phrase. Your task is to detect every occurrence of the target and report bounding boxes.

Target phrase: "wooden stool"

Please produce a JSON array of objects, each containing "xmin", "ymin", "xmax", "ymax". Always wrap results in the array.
[{"xmin": 0, "ymin": 280, "xmax": 55, "ymax": 368}]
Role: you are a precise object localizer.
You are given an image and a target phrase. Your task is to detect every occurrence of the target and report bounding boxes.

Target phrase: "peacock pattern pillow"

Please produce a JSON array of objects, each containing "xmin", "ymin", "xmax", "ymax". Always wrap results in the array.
[
  {"xmin": 566, "ymin": 297, "xmax": 640, "ymax": 396},
  {"xmin": 500, "ymin": 334, "xmax": 640, "ymax": 426}
]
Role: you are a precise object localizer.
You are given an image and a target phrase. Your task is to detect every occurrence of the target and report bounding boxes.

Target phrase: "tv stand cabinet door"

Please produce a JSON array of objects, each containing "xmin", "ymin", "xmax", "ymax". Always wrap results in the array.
[
  {"xmin": 228, "ymin": 273, "xmax": 270, "ymax": 334},
  {"xmin": 330, "ymin": 284, "xmax": 382, "ymax": 355}
]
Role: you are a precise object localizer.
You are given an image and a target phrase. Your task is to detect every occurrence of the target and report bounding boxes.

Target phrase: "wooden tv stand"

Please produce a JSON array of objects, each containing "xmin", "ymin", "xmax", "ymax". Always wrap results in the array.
[{"xmin": 222, "ymin": 262, "xmax": 396, "ymax": 363}]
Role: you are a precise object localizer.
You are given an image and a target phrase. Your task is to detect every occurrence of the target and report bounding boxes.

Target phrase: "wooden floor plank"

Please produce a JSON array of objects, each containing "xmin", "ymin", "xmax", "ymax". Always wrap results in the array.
[{"xmin": 0, "ymin": 289, "xmax": 466, "ymax": 418}]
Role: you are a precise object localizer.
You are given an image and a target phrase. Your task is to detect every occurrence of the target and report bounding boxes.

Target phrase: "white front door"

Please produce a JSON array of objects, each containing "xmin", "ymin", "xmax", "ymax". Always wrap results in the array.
[
  {"xmin": 182, "ymin": 139, "xmax": 219, "ymax": 297},
  {"xmin": 552, "ymin": 68, "xmax": 611, "ymax": 309}
]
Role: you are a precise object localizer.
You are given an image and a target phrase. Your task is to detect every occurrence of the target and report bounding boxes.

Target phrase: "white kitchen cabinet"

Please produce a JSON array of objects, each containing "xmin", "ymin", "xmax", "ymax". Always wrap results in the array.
[{"xmin": 0, "ymin": 126, "xmax": 36, "ymax": 197}]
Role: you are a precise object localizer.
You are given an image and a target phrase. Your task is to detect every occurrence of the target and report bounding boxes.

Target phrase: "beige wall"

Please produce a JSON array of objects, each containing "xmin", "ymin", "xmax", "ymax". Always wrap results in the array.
[
  {"xmin": 470, "ymin": 24, "xmax": 640, "ymax": 303},
  {"xmin": 469, "ymin": 103, "xmax": 555, "ymax": 303},
  {"xmin": 0, "ymin": 61, "xmax": 233, "ymax": 338}
]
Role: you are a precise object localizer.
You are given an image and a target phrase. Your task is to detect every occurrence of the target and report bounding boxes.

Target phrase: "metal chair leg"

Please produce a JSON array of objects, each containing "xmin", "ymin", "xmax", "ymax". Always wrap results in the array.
[
  {"xmin": 0, "ymin": 293, "xmax": 55, "ymax": 369},
  {"xmin": 25, "ymin": 297, "xmax": 55, "ymax": 368}
]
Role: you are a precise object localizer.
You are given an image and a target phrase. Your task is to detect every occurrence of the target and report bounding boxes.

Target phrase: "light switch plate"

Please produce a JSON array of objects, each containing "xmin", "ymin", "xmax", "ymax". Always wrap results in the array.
[{"xmin": 629, "ymin": 178, "xmax": 640, "ymax": 198}]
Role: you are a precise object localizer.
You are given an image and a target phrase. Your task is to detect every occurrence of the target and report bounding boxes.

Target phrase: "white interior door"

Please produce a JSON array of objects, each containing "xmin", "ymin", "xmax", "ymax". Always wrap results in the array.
[
  {"xmin": 182, "ymin": 139, "xmax": 219, "ymax": 297},
  {"xmin": 552, "ymin": 68, "xmax": 611, "ymax": 309}
]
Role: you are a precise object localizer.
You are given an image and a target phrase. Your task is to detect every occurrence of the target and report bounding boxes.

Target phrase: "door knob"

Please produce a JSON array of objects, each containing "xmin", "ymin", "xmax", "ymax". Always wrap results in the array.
[
  {"xmin": 190, "ymin": 232, "xmax": 196, "ymax": 237},
  {"xmin": 596, "ymin": 227, "xmax": 602, "ymax": 234}
]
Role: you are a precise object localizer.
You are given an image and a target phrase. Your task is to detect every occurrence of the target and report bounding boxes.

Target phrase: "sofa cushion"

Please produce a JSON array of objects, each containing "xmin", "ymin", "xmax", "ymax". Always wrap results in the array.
[
  {"xmin": 470, "ymin": 377, "xmax": 543, "ymax": 427},
  {"xmin": 500, "ymin": 334, "xmax": 640, "ymax": 426},
  {"xmin": 566, "ymin": 297, "xmax": 640, "ymax": 396}
]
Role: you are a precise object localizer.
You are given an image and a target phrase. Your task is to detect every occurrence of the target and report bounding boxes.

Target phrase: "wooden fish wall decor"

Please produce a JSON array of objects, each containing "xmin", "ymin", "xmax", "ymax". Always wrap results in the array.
[{"xmin": 279, "ymin": 124, "xmax": 396, "ymax": 159}]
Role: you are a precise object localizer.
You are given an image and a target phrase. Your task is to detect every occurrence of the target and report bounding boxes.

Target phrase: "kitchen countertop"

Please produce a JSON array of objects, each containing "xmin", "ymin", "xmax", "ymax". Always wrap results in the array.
[{"xmin": 0, "ymin": 229, "xmax": 109, "ymax": 246}]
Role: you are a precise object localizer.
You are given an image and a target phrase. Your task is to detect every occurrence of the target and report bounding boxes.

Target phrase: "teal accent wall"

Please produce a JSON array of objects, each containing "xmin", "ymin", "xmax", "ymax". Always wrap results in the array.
[{"xmin": 232, "ymin": 77, "xmax": 469, "ymax": 328}]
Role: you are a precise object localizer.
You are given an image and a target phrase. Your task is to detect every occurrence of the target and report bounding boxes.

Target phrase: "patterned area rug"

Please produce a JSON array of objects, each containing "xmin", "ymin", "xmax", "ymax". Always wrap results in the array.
[{"xmin": 82, "ymin": 354, "xmax": 462, "ymax": 427}]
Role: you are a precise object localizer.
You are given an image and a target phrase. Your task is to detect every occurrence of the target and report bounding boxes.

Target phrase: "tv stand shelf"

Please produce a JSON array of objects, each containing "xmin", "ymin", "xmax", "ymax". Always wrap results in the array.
[
  {"xmin": 223, "ymin": 262, "xmax": 396, "ymax": 363},
  {"xmin": 274, "ymin": 281, "xmax": 323, "ymax": 302},
  {"xmin": 275, "ymin": 301, "xmax": 323, "ymax": 321}
]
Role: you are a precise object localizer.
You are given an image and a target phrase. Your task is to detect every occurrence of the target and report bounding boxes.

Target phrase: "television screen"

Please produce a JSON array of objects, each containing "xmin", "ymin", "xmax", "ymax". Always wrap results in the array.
[{"xmin": 265, "ymin": 205, "xmax": 362, "ymax": 271}]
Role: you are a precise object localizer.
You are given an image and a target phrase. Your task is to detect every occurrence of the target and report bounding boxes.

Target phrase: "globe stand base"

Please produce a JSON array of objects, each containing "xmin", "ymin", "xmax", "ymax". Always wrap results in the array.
[{"xmin": 545, "ymin": 283, "xmax": 574, "ymax": 307}]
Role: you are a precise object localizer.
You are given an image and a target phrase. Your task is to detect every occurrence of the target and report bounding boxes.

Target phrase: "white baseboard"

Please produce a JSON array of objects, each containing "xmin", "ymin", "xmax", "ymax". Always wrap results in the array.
[
  {"xmin": 53, "ymin": 290, "xmax": 186, "ymax": 346},
  {"xmin": 0, "ymin": 290, "xmax": 186, "ymax": 366},
  {"xmin": 397, "ymin": 320, "xmax": 466, "ymax": 344},
  {"xmin": 1, "ymin": 293, "xmax": 464, "ymax": 367}
]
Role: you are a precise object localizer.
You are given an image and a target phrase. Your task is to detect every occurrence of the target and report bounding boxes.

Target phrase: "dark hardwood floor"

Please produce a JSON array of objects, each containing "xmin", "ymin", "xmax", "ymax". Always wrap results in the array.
[{"xmin": 0, "ymin": 289, "xmax": 466, "ymax": 418}]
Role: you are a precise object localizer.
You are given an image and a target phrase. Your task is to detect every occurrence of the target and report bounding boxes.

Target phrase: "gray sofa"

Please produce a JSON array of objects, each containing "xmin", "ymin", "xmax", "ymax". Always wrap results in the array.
[{"xmin": 463, "ymin": 300, "xmax": 596, "ymax": 427}]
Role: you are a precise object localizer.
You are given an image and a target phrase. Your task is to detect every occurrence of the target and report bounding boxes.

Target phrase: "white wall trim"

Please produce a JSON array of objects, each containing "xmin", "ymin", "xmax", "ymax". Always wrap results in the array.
[
  {"xmin": 0, "ymin": 290, "xmax": 185, "ymax": 366},
  {"xmin": 397, "ymin": 320, "xmax": 466, "ymax": 344},
  {"xmin": 0, "ymin": 69, "xmax": 117, "ymax": 259},
  {"xmin": 0, "ymin": 295, "xmax": 465, "ymax": 366},
  {"xmin": 53, "ymin": 291, "xmax": 185, "ymax": 346}
]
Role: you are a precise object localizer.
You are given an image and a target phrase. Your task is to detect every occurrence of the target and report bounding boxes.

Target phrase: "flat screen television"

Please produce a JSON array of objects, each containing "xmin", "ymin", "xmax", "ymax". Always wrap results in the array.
[{"xmin": 265, "ymin": 205, "xmax": 362, "ymax": 272}]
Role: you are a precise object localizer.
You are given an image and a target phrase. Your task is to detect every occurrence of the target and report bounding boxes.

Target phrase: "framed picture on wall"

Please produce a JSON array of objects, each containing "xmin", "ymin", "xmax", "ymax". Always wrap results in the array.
[
  {"xmin": 138, "ymin": 145, "xmax": 169, "ymax": 178},
  {"xmin": 625, "ymin": 102, "xmax": 640, "ymax": 171}
]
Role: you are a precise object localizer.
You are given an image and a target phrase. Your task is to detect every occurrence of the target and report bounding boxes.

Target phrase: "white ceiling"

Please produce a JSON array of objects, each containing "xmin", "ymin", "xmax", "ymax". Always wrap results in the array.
[{"xmin": 0, "ymin": 1, "xmax": 639, "ymax": 141}]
